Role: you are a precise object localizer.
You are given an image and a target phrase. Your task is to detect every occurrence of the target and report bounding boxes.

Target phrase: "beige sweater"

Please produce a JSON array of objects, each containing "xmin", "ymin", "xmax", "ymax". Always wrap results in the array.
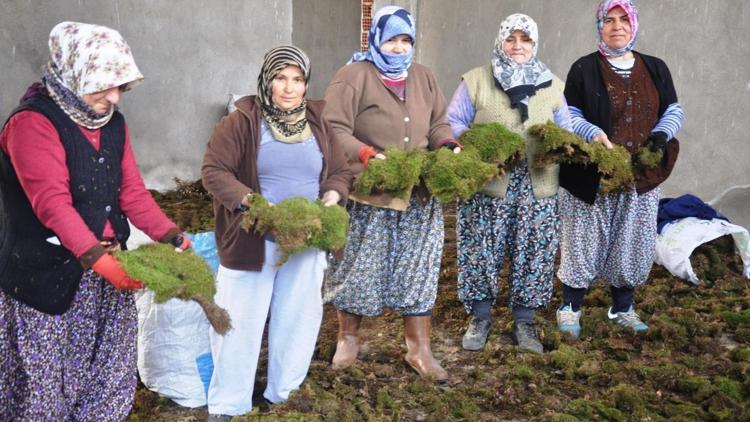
[
  {"xmin": 323, "ymin": 61, "xmax": 454, "ymax": 210},
  {"xmin": 463, "ymin": 64, "xmax": 565, "ymax": 199}
]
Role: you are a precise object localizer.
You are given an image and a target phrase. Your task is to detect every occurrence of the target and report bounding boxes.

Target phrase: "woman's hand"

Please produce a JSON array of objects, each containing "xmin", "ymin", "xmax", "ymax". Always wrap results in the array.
[
  {"xmin": 591, "ymin": 132, "xmax": 614, "ymax": 149},
  {"xmin": 91, "ymin": 253, "xmax": 144, "ymax": 290},
  {"xmin": 170, "ymin": 233, "xmax": 192, "ymax": 253},
  {"xmin": 322, "ymin": 190, "xmax": 342, "ymax": 206}
]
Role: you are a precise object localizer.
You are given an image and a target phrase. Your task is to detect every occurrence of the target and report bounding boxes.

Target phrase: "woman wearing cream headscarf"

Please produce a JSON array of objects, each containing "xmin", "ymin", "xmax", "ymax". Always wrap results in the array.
[
  {"xmin": 448, "ymin": 13, "xmax": 571, "ymax": 354},
  {"xmin": 557, "ymin": 0, "xmax": 684, "ymax": 339}
]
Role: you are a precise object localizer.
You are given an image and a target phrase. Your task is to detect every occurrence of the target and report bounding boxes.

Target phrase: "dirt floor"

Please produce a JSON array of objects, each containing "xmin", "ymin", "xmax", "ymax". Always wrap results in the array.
[{"xmin": 128, "ymin": 180, "xmax": 750, "ymax": 421}]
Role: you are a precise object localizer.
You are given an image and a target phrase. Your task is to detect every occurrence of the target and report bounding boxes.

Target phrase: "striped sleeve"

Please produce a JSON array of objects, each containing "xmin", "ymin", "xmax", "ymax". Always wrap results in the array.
[
  {"xmin": 569, "ymin": 106, "xmax": 604, "ymax": 142},
  {"xmin": 553, "ymin": 95, "xmax": 573, "ymax": 131},
  {"xmin": 651, "ymin": 102, "xmax": 684, "ymax": 140}
]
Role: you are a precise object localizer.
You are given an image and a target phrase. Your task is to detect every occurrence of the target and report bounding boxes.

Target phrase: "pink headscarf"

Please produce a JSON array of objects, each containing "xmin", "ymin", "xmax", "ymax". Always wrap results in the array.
[{"xmin": 596, "ymin": 0, "xmax": 639, "ymax": 57}]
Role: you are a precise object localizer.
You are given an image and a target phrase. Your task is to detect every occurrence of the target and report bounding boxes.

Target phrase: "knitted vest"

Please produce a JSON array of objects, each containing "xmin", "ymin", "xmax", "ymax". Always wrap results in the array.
[
  {"xmin": 0, "ymin": 94, "xmax": 128, "ymax": 314},
  {"xmin": 462, "ymin": 64, "xmax": 564, "ymax": 198}
]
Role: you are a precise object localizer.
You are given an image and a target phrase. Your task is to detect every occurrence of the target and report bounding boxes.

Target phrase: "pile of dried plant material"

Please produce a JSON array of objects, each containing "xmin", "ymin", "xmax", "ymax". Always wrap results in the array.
[
  {"xmin": 528, "ymin": 121, "xmax": 635, "ymax": 192},
  {"xmin": 458, "ymin": 122, "xmax": 526, "ymax": 175},
  {"xmin": 422, "ymin": 148, "xmax": 497, "ymax": 202},
  {"xmin": 115, "ymin": 243, "xmax": 231, "ymax": 334},
  {"xmin": 149, "ymin": 178, "xmax": 215, "ymax": 232},
  {"xmin": 240, "ymin": 193, "xmax": 349, "ymax": 265},
  {"xmin": 353, "ymin": 146, "xmax": 427, "ymax": 199}
]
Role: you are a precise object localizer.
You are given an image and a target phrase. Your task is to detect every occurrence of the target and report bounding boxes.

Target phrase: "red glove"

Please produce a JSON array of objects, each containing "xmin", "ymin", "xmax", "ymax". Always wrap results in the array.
[
  {"xmin": 358, "ymin": 145, "xmax": 378, "ymax": 166},
  {"xmin": 91, "ymin": 254, "xmax": 144, "ymax": 290},
  {"xmin": 170, "ymin": 233, "xmax": 192, "ymax": 252}
]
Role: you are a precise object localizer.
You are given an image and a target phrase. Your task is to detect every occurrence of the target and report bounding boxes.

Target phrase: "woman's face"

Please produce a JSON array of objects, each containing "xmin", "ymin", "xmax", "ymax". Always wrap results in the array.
[
  {"xmin": 82, "ymin": 86, "xmax": 123, "ymax": 114},
  {"xmin": 380, "ymin": 34, "xmax": 413, "ymax": 55},
  {"xmin": 271, "ymin": 65, "xmax": 306, "ymax": 111},
  {"xmin": 502, "ymin": 30, "xmax": 533, "ymax": 64},
  {"xmin": 601, "ymin": 7, "xmax": 632, "ymax": 50}
]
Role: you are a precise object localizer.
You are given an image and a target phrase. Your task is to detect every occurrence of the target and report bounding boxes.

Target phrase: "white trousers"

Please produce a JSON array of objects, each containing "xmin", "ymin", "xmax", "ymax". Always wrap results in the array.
[{"xmin": 207, "ymin": 241, "xmax": 326, "ymax": 416}]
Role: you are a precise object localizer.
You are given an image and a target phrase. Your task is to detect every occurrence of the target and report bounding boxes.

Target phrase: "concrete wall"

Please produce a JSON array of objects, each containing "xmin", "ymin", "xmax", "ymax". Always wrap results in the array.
[
  {"xmin": 0, "ymin": 0, "xmax": 292, "ymax": 191},
  {"xmin": 292, "ymin": 0, "xmax": 360, "ymax": 99}
]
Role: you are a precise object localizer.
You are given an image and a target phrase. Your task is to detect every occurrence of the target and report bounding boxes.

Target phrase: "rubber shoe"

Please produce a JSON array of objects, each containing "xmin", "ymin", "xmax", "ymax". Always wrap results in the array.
[
  {"xmin": 607, "ymin": 306, "xmax": 648, "ymax": 333},
  {"xmin": 462, "ymin": 316, "xmax": 491, "ymax": 351},
  {"xmin": 513, "ymin": 322, "xmax": 543, "ymax": 353},
  {"xmin": 206, "ymin": 414, "xmax": 232, "ymax": 422},
  {"xmin": 557, "ymin": 304, "xmax": 582, "ymax": 339}
]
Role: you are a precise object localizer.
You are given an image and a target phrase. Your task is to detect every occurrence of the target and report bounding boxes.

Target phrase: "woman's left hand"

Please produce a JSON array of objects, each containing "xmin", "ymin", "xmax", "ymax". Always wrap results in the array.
[
  {"xmin": 170, "ymin": 233, "xmax": 192, "ymax": 252},
  {"xmin": 322, "ymin": 190, "xmax": 342, "ymax": 207}
]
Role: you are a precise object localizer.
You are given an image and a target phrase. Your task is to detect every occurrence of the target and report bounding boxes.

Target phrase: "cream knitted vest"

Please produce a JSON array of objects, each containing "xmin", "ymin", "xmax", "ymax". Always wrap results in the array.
[{"xmin": 463, "ymin": 64, "xmax": 565, "ymax": 199}]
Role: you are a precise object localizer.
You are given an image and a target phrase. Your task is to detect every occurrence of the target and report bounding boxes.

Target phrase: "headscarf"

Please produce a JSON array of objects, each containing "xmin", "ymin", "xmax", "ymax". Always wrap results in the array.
[
  {"xmin": 256, "ymin": 45, "xmax": 312, "ymax": 143},
  {"xmin": 349, "ymin": 6, "xmax": 416, "ymax": 78},
  {"xmin": 491, "ymin": 13, "xmax": 552, "ymax": 122},
  {"xmin": 596, "ymin": 0, "xmax": 639, "ymax": 57},
  {"xmin": 42, "ymin": 22, "xmax": 144, "ymax": 129}
]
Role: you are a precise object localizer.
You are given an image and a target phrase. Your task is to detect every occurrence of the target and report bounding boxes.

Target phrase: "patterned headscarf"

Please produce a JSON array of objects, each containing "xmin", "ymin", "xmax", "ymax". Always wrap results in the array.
[
  {"xmin": 256, "ymin": 45, "xmax": 312, "ymax": 143},
  {"xmin": 491, "ymin": 13, "xmax": 552, "ymax": 122},
  {"xmin": 596, "ymin": 0, "xmax": 639, "ymax": 57},
  {"xmin": 42, "ymin": 22, "xmax": 144, "ymax": 129},
  {"xmin": 349, "ymin": 6, "xmax": 416, "ymax": 78}
]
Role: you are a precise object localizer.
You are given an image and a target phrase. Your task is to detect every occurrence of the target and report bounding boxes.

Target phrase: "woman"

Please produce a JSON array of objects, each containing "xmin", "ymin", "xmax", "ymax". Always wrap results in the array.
[
  {"xmin": 447, "ymin": 14, "xmax": 571, "ymax": 353},
  {"xmin": 557, "ymin": 0, "xmax": 684, "ymax": 339},
  {"xmin": 323, "ymin": 5, "xmax": 457, "ymax": 382},
  {"xmin": 0, "ymin": 22, "xmax": 191, "ymax": 419},
  {"xmin": 201, "ymin": 45, "xmax": 352, "ymax": 418}
]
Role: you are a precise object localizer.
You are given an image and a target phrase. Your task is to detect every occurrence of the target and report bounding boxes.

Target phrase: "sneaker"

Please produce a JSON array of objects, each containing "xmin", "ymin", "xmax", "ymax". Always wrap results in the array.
[
  {"xmin": 607, "ymin": 306, "xmax": 648, "ymax": 333},
  {"xmin": 557, "ymin": 304, "xmax": 582, "ymax": 339},
  {"xmin": 206, "ymin": 414, "xmax": 233, "ymax": 422},
  {"xmin": 462, "ymin": 316, "xmax": 492, "ymax": 351},
  {"xmin": 513, "ymin": 322, "xmax": 543, "ymax": 353}
]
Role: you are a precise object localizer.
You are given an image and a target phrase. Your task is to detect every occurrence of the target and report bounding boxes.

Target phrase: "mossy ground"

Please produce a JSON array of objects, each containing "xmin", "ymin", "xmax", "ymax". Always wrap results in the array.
[{"xmin": 131, "ymin": 183, "xmax": 750, "ymax": 421}]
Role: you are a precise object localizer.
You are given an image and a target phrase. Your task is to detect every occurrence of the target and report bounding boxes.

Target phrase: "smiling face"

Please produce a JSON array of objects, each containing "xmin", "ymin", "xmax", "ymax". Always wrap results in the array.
[
  {"xmin": 82, "ymin": 86, "xmax": 123, "ymax": 114},
  {"xmin": 271, "ymin": 65, "xmax": 306, "ymax": 111},
  {"xmin": 502, "ymin": 30, "xmax": 533, "ymax": 64},
  {"xmin": 601, "ymin": 6, "xmax": 632, "ymax": 51},
  {"xmin": 380, "ymin": 34, "xmax": 413, "ymax": 55}
]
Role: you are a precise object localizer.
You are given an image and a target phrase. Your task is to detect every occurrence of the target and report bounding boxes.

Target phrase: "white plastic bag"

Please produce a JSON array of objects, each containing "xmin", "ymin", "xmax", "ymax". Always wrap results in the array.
[{"xmin": 654, "ymin": 217, "xmax": 750, "ymax": 284}]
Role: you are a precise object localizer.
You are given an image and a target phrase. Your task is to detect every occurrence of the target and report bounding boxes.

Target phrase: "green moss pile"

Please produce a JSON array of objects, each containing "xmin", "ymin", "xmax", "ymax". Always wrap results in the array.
[
  {"xmin": 421, "ymin": 148, "xmax": 497, "ymax": 202},
  {"xmin": 634, "ymin": 146, "xmax": 664, "ymax": 169},
  {"xmin": 241, "ymin": 194, "xmax": 349, "ymax": 265},
  {"xmin": 114, "ymin": 243, "xmax": 231, "ymax": 334},
  {"xmin": 354, "ymin": 146, "xmax": 426, "ymax": 199},
  {"xmin": 458, "ymin": 122, "xmax": 526, "ymax": 174},
  {"xmin": 528, "ymin": 121, "xmax": 634, "ymax": 192}
]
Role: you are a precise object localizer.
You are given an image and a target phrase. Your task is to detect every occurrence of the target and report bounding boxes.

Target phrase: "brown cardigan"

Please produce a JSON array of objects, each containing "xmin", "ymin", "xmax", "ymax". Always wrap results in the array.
[
  {"xmin": 201, "ymin": 96, "xmax": 352, "ymax": 271},
  {"xmin": 323, "ymin": 61, "xmax": 453, "ymax": 210}
]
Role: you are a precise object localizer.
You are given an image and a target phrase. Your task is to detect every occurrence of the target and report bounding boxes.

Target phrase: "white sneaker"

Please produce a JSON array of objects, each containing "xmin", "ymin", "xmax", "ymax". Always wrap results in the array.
[
  {"xmin": 607, "ymin": 306, "xmax": 648, "ymax": 333},
  {"xmin": 556, "ymin": 304, "xmax": 581, "ymax": 339}
]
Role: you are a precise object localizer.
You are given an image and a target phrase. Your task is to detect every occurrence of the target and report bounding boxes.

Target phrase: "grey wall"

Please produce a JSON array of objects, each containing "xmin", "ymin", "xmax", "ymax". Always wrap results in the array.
[
  {"xmin": 0, "ymin": 0, "xmax": 292, "ymax": 191},
  {"xmin": 292, "ymin": 0, "xmax": 360, "ymax": 99},
  {"xmin": 386, "ymin": 0, "xmax": 750, "ymax": 212}
]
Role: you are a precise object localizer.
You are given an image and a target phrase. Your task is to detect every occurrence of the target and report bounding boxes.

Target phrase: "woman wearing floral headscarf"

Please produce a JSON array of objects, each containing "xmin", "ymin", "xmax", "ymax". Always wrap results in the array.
[
  {"xmin": 0, "ymin": 22, "xmax": 191, "ymax": 419},
  {"xmin": 447, "ymin": 14, "xmax": 571, "ymax": 353},
  {"xmin": 556, "ymin": 0, "xmax": 684, "ymax": 339},
  {"xmin": 323, "ymin": 6, "xmax": 456, "ymax": 382},
  {"xmin": 201, "ymin": 45, "xmax": 351, "ymax": 418}
]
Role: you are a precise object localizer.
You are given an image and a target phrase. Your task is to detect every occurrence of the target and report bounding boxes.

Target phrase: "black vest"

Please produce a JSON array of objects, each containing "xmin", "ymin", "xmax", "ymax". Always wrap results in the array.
[{"xmin": 0, "ymin": 94, "xmax": 130, "ymax": 314}]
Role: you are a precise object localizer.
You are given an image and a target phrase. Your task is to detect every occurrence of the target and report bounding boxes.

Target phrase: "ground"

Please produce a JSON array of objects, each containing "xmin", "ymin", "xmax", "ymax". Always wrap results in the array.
[{"xmin": 128, "ymin": 180, "xmax": 750, "ymax": 421}]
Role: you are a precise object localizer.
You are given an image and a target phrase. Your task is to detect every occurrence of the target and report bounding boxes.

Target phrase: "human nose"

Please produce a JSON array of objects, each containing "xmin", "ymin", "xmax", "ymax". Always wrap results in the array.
[
  {"xmin": 393, "ymin": 41, "xmax": 405, "ymax": 53},
  {"xmin": 283, "ymin": 80, "xmax": 294, "ymax": 93},
  {"xmin": 105, "ymin": 87, "xmax": 121, "ymax": 105}
]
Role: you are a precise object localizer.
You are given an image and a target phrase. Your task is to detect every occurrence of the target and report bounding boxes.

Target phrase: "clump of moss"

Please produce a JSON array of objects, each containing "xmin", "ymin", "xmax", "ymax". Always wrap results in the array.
[
  {"xmin": 609, "ymin": 384, "xmax": 646, "ymax": 414},
  {"xmin": 421, "ymin": 148, "xmax": 497, "ymax": 202},
  {"xmin": 458, "ymin": 122, "xmax": 526, "ymax": 172},
  {"xmin": 115, "ymin": 243, "xmax": 231, "ymax": 334},
  {"xmin": 635, "ymin": 145, "xmax": 664, "ymax": 169},
  {"xmin": 241, "ymin": 194, "xmax": 349, "ymax": 265},
  {"xmin": 565, "ymin": 399, "xmax": 625, "ymax": 421},
  {"xmin": 354, "ymin": 146, "xmax": 426, "ymax": 199},
  {"xmin": 528, "ymin": 121, "xmax": 635, "ymax": 192},
  {"xmin": 550, "ymin": 344, "xmax": 584, "ymax": 379}
]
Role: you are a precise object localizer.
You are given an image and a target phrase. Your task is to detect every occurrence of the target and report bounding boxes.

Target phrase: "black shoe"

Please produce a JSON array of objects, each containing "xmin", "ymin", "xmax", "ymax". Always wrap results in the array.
[
  {"xmin": 513, "ymin": 322, "xmax": 543, "ymax": 353},
  {"xmin": 462, "ymin": 316, "xmax": 492, "ymax": 351}
]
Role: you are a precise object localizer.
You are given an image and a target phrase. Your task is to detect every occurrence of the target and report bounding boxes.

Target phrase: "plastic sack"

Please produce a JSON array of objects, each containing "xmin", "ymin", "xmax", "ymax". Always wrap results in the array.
[
  {"xmin": 132, "ymin": 224, "xmax": 219, "ymax": 407},
  {"xmin": 654, "ymin": 217, "xmax": 750, "ymax": 284}
]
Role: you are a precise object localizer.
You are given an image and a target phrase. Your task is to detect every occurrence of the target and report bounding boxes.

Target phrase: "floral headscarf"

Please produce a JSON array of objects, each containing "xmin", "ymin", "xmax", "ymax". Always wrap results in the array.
[
  {"xmin": 491, "ymin": 13, "xmax": 552, "ymax": 122},
  {"xmin": 256, "ymin": 45, "xmax": 312, "ymax": 143},
  {"xmin": 596, "ymin": 0, "xmax": 639, "ymax": 57},
  {"xmin": 42, "ymin": 21, "xmax": 144, "ymax": 129},
  {"xmin": 349, "ymin": 6, "xmax": 416, "ymax": 78}
]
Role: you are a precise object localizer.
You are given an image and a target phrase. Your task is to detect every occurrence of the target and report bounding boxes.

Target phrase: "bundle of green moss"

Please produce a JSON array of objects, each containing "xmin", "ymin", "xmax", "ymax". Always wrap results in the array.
[
  {"xmin": 353, "ymin": 146, "xmax": 426, "ymax": 199},
  {"xmin": 458, "ymin": 122, "xmax": 526, "ymax": 175},
  {"xmin": 114, "ymin": 243, "xmax": 231, "ymax": 335},
  {"xmin": 421, "ymin": 148, "xmax": 497, "ymax": 202},
  {"xmin": 240, "ymin": 194, "xmax": 349, "ymax": 266}
]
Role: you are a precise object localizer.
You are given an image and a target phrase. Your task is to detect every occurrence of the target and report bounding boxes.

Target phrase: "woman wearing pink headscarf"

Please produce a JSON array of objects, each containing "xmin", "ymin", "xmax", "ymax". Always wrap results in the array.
[{"xmin": 556, "ymin": 0, "xmax": 684, "ymax": 339}]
